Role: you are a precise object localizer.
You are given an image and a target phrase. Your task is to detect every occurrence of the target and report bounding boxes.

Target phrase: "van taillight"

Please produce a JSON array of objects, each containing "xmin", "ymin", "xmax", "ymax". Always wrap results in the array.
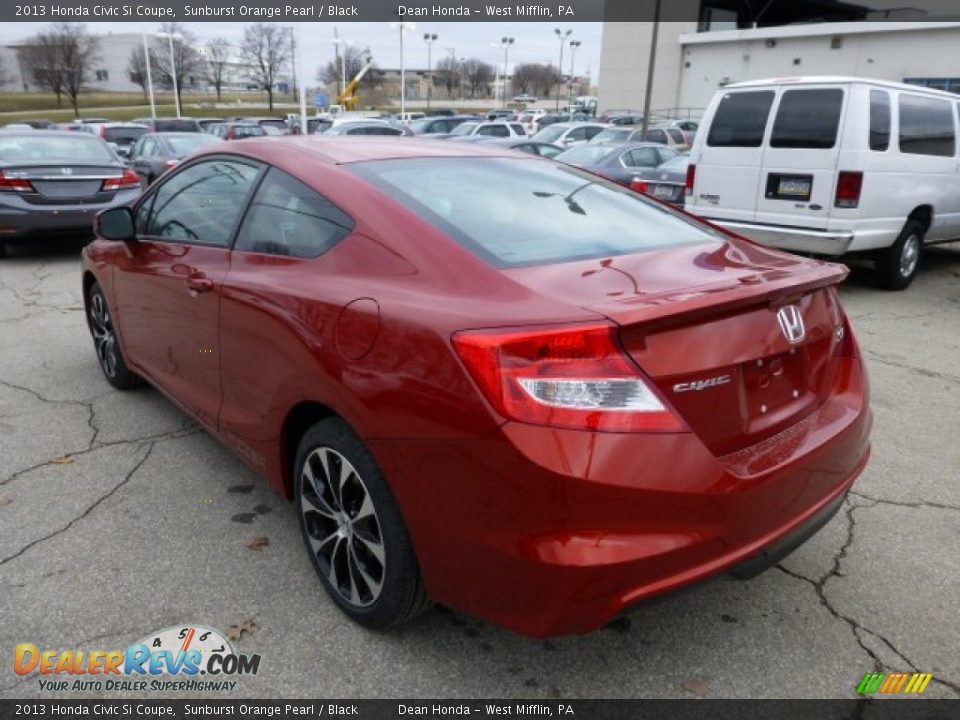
[
  {"xmin": 835, "ymin": 171, "xmax": 863, "ymax": 208},
  {"xmin": 685, "ymin": 163, "xmax": 696, "ymax": 193}
]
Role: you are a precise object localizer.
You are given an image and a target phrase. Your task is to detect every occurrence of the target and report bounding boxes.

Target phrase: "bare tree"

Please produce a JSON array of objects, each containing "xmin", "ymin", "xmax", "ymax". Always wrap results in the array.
[
  {"xmin": 18, "ymin": 23, "xmax": 100, "ymax": 114},
  {"xmin": 432, "ymin": 55, "xmax": 458, "ymax": 99},
  {"xmin": 461, "ymin": 58, "xmax": 493, "ymax": 99},
  {"xmin": 18, "ymin": 30, "xmax": 67, "ymax": 105},
  {"xmin": 204, "ymin": 37, "xmax": 231, "ymax": 101},
  {"xmin": 151, "ymin": 23, "xmax": 205, "ymax": 110},
  {"xmin": 238, "ymin": 23, "xmax": 290, "ymax": 111},
  {"xmin": 126, "ymin": 46, "xmax": 149, "ymax": 101},
  {"xmin": 511, "ymin": 63, "xmax": 540, "ymax": 95},
  {"xmin": 317, "ymin": 45, "xmax": 381, "ymax": 93}
]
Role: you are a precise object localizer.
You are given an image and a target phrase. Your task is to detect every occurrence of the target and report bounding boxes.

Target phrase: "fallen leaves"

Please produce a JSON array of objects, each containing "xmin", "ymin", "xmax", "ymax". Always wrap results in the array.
[
  {"xmin": 246, "ymin": 536, "xmax": 269, "ymax": 551},
  {"xmin": 0, "ymin": 497, "xmax": 11, "ymax": 507},
  {"xmin": 226, "ymin": 618, "xmax": 257, "ymax": 642},
  {"xmin": 51, "ymin": 456, "xmax": 74, "ymax": 465},
  {"xmin": 681, "ymin": 677, "xmax": 710, "ymax": 697}
]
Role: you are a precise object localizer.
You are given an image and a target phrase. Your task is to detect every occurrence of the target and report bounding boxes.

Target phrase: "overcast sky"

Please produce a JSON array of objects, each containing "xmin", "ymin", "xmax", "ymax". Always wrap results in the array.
[{"xmin": 0, "ymin": 21, "xmax": 604, "ymax": 85}]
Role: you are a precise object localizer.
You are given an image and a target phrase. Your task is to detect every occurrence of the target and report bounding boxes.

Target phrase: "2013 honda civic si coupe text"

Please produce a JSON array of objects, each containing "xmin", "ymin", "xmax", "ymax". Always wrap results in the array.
[{"xmin": 82, "ymin": 138, "xmax": 871, "ymax": 637}]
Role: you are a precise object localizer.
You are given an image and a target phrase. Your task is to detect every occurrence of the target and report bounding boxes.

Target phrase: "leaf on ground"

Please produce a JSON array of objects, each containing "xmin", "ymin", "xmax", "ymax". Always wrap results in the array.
[
  {"xmin": 246, "ymin": 536, "xmax": 269, "ymax": 551},
  {"xmin": 51, "ymin": 456, "xmax": 74, "ymax": 465},
  {"xmin": 227, "ymin": 617, "xmax": 257, "ymax": 642},
  {"xmin": 0, "ymin": 497, "xmax": 11, "ymax": 507},
  {"xmin": 681, "ymin": 678, "xmax": 710, "ymax": 697}
]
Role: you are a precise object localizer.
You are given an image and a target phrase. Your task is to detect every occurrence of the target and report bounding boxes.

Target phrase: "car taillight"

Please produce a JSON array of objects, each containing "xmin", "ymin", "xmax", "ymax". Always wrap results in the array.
[
  {"xmin": 629, "ymin": 178, "xmax": 649, "ymax": 194},
  {"xmin": 0, "ymin": 171, "xmax": 33, "ymax": 193},
  {"xmin": 452, "ymin": 323, "xmax": 683, "ymax": 432},
  {"xmin": 835, "ymin": 171, "xmax": 862, "ymax": 208},
  {"xmin": 685, "ymin": 163, "xmax": 696, "ymax": 193},
  {"xmin": 99, "ymin": 126, "xmax": 106, "ymax": 138},
  {"xmin": 102, "ymin": 168, "xmax": 141, "ymax": 191}
]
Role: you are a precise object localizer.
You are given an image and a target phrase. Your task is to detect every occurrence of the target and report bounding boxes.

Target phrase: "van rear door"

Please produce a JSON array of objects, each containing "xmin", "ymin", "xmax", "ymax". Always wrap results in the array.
[
  {"xmin": 688, "ymin": 89, "xmax": 775, "ymax": 222},
  {"xmin": 754, "ymin": 84, "xmax": 847, "ymax": 230}
]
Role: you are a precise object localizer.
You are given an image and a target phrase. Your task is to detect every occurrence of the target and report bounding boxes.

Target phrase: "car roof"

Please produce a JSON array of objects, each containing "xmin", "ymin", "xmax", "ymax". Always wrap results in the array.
[
  {"xmin": 190, "ymin": 136, "xmax": 531, "ymax": 165},
  {"xmin": 0, "ymin": 129, "xmax": 103, "ymax": 139},
  {"xmin": 151, "ymin": 131, "xmax": 210, "ymax": 138}
]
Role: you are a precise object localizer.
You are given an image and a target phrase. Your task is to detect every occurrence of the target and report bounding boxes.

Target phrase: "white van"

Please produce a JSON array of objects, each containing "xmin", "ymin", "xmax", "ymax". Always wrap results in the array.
[{"xmin": 686, "ymin": 76, "xmax": 960, "ymax": 289}]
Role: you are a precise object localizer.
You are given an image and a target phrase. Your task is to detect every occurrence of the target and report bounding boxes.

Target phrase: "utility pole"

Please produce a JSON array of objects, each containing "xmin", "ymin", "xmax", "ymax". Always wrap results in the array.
[
  {"xmin": 501, "ymin": 37, "xmax": 514, "ymax": 108},
  {"xmin": 554, "ymin": 28, "xmax": 572, "ymax": 111},
  {"xmin": 641, "ymin": 0, "xmax": 662, "ymax": 138},
  {"xmin": 424, "ymin": 32, "xmax": 437, "ymax": 111},
  {"xmin": 568, "ymin": 39, "xmax": 581, "ymax": 108}
]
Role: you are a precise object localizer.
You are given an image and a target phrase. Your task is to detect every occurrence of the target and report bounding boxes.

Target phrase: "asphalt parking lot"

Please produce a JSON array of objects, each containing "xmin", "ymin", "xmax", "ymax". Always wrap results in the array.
[{"xmin": 0, "ymin": 239, "xmax": 958, "ymax": 700}]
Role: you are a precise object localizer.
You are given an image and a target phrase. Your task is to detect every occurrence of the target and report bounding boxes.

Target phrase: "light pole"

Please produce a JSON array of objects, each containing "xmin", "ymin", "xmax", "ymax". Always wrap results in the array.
[
  {"xmin": 287, "ymin": 26, "xmax": 297, "ymax": 97},
  {"xmin": 141, "ymin": 32, "xmax": 156, "ymax": 119},
  {"xmin": 390, "ymin": 21, "xmax": 416, "ymax": 117},
  {"xmin": 554, "ymin": 28, "xmax": 572, "ymax": 111},
  {"xmin": 641, "ymin": 0, "xmax": 662, "ymax": 138},
  {"xmin": 423, "ymin": 32, "xmax": 437, "ymax": 111},
  {"xmin": 500, "ymin": 37, "xmax": 514, "ymax": 108},
  {"xmin": 568, "ymin": 40, "xmax": 581, "ymax": 108},
  {"xmin": 332, "ymin": 32, "xmax": 353, "ymax": 98},
  {"xmin": 155, "ymin": 30, "xmax": 183, "ymax": 118}
]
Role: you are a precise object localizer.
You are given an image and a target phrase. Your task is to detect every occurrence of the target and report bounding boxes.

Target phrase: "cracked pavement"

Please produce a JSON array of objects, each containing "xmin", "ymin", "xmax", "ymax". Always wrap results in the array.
[{"xmin": 0, "ymin": 239, "xmax": 958, "ymax": 700}]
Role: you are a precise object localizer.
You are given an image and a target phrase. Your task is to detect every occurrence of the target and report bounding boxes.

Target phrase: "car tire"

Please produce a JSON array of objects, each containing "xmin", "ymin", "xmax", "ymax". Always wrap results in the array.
[
  {"xmin": 86, "ymin": 282, "xmax": 143, "ymax": 390},
  {"xmin": 294, "ymin": 417, "xmax": 432, "ymax": 628},
  {"xmin": 876, "ymin": 219, "xmax": 924, "ymax": 291}
]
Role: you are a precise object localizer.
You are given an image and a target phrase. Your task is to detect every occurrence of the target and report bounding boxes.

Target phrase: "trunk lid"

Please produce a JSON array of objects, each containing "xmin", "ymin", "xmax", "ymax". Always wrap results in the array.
[
  {"xmin": 505, "ymin": 240, "xmax": 848, "ymax": 454},
  {"xmin": 8, "ymin": 164, "xmax": 120, "ymax": 201}
]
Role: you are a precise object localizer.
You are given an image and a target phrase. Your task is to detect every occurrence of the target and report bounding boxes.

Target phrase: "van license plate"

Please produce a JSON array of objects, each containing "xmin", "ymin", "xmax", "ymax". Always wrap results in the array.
[
  {"xmin": 767, "ymin": 174, "xmax": 813, "ymax": 201},
  {"xmin": 778, "ymin": 178, "xmax": 811, "ymax": 196}
]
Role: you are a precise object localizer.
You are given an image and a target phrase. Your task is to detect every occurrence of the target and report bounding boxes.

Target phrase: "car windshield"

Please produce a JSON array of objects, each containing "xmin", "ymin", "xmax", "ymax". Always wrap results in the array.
[
  {"xmin": 450, "ymin": 123, "xmax": 477, "ymax": 136},
  {"xmin": 591, "ymin": 128, "xmax": 630, "ymax": 144},
  {"xmin": 103, "ymin": 126, "xmax": 147, "ymax": 144},
  {"xmin": 153, "ymin": 119, "xmax": 201, "ymax": 132},
  {"xmin": 658, "ymin": 154, "xmax": 689, "ymax": 172},
  {"xmin": 554, "ymin": 144, "xmax": 616, "ymax": 166},
  {"xmin": 352, "ymin": 157, "xmax": 719, "ymax": 268},
  {"xmin": 532, "ymin": 125, "xmax": 569, "ymax": 143},
  {"xmin": 409, "ymin": 119, "xmax": 433, "ymax": 133},
  {"xmin": 166, "ymin": 134, "xmax": 222, "ymax": 155},
  {"xmin": 0, "ymin": 135, "xmax": 115, "ymax": 162}
]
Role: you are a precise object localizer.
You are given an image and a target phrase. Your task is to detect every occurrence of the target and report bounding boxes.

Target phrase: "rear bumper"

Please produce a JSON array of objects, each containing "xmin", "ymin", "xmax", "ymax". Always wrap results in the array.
[
  {"xmin": 709, "ymin": 220, "xmax": 854, "ymax": 256},
  {"xmin": 0, "ymin": 191, "xmax": 138, "ymax": 239},
  {"xmin": 370, "ymin": 357, "xmax": 871, "ymax": 637}
]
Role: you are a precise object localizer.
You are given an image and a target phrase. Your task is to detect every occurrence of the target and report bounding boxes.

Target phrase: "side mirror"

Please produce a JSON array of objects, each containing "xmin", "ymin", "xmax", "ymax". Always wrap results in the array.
[{"xmin": 96, "ymin": 207, "xmax": 135, "ymax": 242}]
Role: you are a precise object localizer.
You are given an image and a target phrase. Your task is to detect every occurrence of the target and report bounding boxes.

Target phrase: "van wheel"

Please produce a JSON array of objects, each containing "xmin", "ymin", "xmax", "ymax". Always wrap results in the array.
[
  {"xmin": 876, "ymin": 219, "xmax": 923, "ymax": 291},
  {"xmin": 294, "ymin": 418, "xmax": 432, "ymax": 628}
]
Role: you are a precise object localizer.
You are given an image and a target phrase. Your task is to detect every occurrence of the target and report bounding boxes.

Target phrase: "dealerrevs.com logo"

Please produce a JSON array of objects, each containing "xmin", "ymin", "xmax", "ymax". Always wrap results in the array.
[{"xmin": 14, "ymin": 625, "xmax": 261, "ymax": 693}]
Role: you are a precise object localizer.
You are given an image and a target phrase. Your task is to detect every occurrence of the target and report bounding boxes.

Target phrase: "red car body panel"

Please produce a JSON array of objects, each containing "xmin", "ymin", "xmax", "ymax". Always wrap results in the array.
[{"xmin": 82, "ymin": 137, "xmax": 871, "ymax": 637}]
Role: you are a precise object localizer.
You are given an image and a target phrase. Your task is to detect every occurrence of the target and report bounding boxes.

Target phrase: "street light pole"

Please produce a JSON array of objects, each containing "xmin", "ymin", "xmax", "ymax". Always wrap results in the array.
[
  {"xmin": 641, "ymin": 0, "xmax": 662, "ymax": 138},
  {"xmin": 391, "ymin": 22, "xmax": 416, "ymax": 117},
  {"xmin": 501, "ymin": 37, "xmax": 514, "ymax": 109},
  {"xmin": 554, "ymin": 28, "xmax": 572, "ymax": 111},
  {"xmin": 423, "ymin": 33, "xmax": 437, "ymax": 112},
  {"xmin": 155, "ymin": 31, "xmax": 182, "ymax": 118},
  {"xmin": 568, "ymin": 40, "xmax": 581, "ymax": 108},
  {"xmin": 141, "ymin": 32, "xmax": 156, "ymax": 119}
]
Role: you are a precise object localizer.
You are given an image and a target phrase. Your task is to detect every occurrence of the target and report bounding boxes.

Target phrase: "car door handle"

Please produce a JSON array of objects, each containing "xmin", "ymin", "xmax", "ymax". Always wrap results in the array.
[{"xmin": 185, "ymin": 276, "xmax": 214, "ymax": 293}]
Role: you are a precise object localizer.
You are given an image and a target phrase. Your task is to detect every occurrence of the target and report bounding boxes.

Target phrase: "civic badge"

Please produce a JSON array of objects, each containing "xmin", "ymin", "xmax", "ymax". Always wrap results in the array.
[
  {"xmin": 61, "ymin": 167, "xmax": 73, "ymax": 175},
  {"xmin": 777, "ymin": 304, "xmax": 805, "ymax": 344}
]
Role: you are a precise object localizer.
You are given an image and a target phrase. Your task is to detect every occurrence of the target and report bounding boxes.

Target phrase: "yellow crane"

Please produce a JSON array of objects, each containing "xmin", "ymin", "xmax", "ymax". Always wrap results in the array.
[{"xmin": 336, "ymin": 61, "xmax": 374, "ymax": 110}]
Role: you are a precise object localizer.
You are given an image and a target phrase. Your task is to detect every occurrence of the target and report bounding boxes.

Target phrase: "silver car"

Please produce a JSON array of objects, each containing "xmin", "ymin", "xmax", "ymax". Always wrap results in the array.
[
  {"xmin": 0, "ymin": 131, "xmax": 141, "ymax": 258},
  {"xmin": 530, "ymin": 122, "xmax": 608, "ymax": 148}
]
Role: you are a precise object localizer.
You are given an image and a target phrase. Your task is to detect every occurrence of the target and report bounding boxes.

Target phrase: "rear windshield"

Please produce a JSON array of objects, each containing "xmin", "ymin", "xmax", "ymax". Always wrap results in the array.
[
  {"xmin": 532, "ymin": 125, "xmax": 568, "ymax": 144},
  {"xmin": 166, "ymin": 134, "xmax": 222, "ymax": 155},
  {"xmin": 555, "ymin": 144, "xmax": 616, "ymax": 166},
  {"xmin": 0, "ymin": 135, "xmax": 114, "ymax": 162},
  {"xmin": 591, "ymin": 128, "xmax": 630, "ymax": 144},
  {"xmin": 351, "ymin": 158, "xmax": 720, "ymax": 268},
  {"xmin": 707, "ymin": 90, "xmax": 774, "ymax": 147},
  {"xmin": 103, "ymin": 126, "xmax": 147, "ymax": 144},
  {"xmin": 770, "ymin": 88, "xmax": 844, "ymax": 149},
  {"xmin": 232, "ymin": 126, "xmax": 266, "ymax": 138},
  {"xmin": 154, "ymin": 119, "xmax": 201, "ymax": 133}
]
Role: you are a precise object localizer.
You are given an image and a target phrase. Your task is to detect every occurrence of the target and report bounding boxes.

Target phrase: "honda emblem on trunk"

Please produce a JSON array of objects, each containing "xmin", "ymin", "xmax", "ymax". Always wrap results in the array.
[{"xmin": 777, "ymin": 304, "xmax": 805, "ymax": 344}]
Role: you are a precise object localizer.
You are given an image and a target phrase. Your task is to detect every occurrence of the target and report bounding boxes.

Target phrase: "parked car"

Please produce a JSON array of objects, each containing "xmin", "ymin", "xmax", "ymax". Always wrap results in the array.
[
  {"xmin": 644, "ymin": 124, "xmax": 691, "ymax": 152},
  {"xmin": 196, "ymin": 118, "xmax": 224, "ymax": 133},
  {"xmin": 555, "ymin": 142, "xmax": 678, "ymax": 185},
  {"xmin": 517, "ymin": 108, "xmax": 547, "ymax": 134},
  {"xmin": 590, "ymin": 126, "xmax": 647, "ymax": 145},
  {"xmin": 127, "ymin": 132, "xmax": 223, "ymax": 185},
  {"xmin": 447, "ymin": 121, "xmax": 527, "ymax": 140},
  {"xmin": 83, "ymin": 137, "xmax": 871, "ymax": 637},
  {"xmin": 486, "ymin": 109, "xmax": 514, "ymax": 121},
  {"xmin": 243, "ymin": 117, "xmax": 291, "ymax": 135},
  {"xmin": 531, "ymin": 122, "xmax": 609, "ymax": 148},
  {"xmin": 0, "ymin": 131, "xmax": 141, "ymax": 258},
  {"xmin": 325, "ymin": 120, "xmax": 414, "ymax": 136},
  {"xmin": 665, "ymin": 118, "xmax": 699, "ymax": 145},
  {"xmin": 17, "ymin": 119, "xmax": 56, "ymax": 130},
  {"xmin": 209, "ymin": 122, "xmax": 268, "ymax": 141},
  {"xmin": 408, "ymin": 115, "xmax": 478, "ymax": 137},
  {"xmin": 75, "ymin": 122, "xmax": 148, "ymax": 159},
  {"xmin": 1, "ymin": 124, "xmax": 35, "ymax": 132},
  {"xmin": 133, "ymin": 117, "xmax": 203, "ymax": 133},
  {"xmin": 686, "ymin": 75, "xmax": 960, "ymax": 289},
  {"xmin": 395, "ymin": 112, "xmax": 426, "ymax": 124},
  {"xmin": 512, "ymin": 93, "xmax": 538, "ymax": 102},
  {"xmin": 627, "ymin": 152, "xmax": 690, "ymax": 207},
  {"xmin": 468, "ymin": 137, "xmax": 565, "ymax": 158},
  {"xmin": 598, "ymin": 111, "xmax": 644, "ymax": 126}
]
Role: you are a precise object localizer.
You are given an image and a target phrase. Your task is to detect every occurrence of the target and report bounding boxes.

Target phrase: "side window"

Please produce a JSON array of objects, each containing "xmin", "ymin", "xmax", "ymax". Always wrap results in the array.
[
  {"xmin": 624, "ymin": 147, "xmax": 658, "ymax": 167},
  {"xmin": 234, "ymin": 168, "xmax": 355, "ymax": 258},
  {"xmin": 130, "ymin": 138, "xmax": 144, "ymax": 157},
  {"xmin": 646, "ymin": 129, "xmax": 668, "ymax": 144},
  {"xmin": 537, "ymin": 144, "xmax": 562, "ymax": 158},
  {"xmin": 134, "ymin": 193, "xmax": 155, "ymax": 235},
  {"xmin": 479, "ymin": 125, "xmax": 509, "ymax": 137},
  {"xmin": 770, "ymin": 88, "xmax": 844, "ymax": 149},
  {"xmin": 567, "ymin": 127, "xmax": 587, "ymax": 141},
  {"xmin": 666, "ymin": 128, "xmax": 685, "ymax": 144},
  {"xmin": 706, "ymin": 90, "xmax": 775, "ymax": 147},
  {"xmin": 869, "ymin": 89, "xmax": 891, "ymax": 151},
  {"xmin": 898, "ymin": 94, "xmax": 956, "ymax": 157},
  {"xmin": 144, "ymin": 160, "xmax": 259, "ymax": 247},
  {"xmin": 434, "ymin": 120, "xmax": 451, "ymax": 133},
  {"xmin": 658, "ymin": 147, "xmax": 678, "ymax": 164},
  {"xmin": 583, "ymin": 126, "xmax": 603, "ymax": 141},
  {"xmin": 511, "ymin": 124, "xmax": 525, "ymax": 135}
]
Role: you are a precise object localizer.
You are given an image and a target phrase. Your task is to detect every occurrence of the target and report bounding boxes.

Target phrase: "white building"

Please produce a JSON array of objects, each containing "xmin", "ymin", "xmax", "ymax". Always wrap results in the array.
[{"xmin": 599, "ymin": 19, "xmax": 960, "ymax": 117}]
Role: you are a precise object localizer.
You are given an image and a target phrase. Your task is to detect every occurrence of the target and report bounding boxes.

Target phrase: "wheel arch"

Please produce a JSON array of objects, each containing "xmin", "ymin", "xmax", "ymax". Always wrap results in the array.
[
  {"xmin": 907, "ymin": 205, "xmax": 933, "ymax": 236},
  {"xmin": 280, "ymin": 401, "xmax": 340, "ymax": 499}
]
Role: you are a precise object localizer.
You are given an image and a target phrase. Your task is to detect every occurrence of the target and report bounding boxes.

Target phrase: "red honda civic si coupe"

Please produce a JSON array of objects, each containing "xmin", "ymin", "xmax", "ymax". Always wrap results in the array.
[{"xmin": 82, "ymin": 138, "xmax": 871, "ymax": 637}]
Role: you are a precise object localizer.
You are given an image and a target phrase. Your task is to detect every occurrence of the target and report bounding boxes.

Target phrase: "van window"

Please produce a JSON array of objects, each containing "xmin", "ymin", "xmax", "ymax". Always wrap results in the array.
[
  {"xmin": 706, "ymin": 91, "xmax": 774, "ymax": 147},
  {"xmin": 770, "ymin": 88, "xmax": 844, "ymax": 149},
  {"xmin": 898, "ymin": 94, "xmax": 956, "ymax": 157},
  {"xmin": 869, "ymin": 90, "xmax": 891, "ymax": 151}
]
